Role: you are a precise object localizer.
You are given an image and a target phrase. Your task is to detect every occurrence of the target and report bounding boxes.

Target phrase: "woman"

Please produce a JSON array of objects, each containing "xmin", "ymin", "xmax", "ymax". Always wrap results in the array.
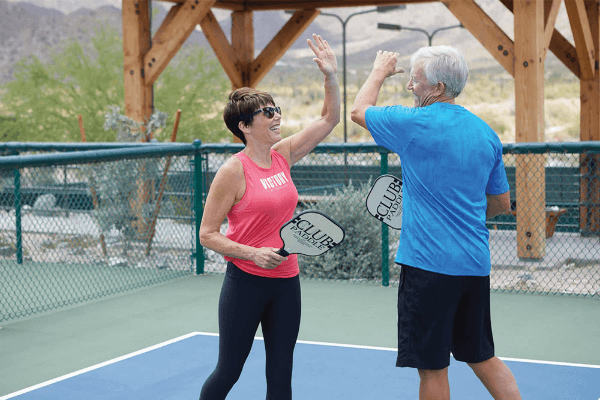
[{"xmin": 198, "ymin": 34, "xmax": 340, "ymax": 400}]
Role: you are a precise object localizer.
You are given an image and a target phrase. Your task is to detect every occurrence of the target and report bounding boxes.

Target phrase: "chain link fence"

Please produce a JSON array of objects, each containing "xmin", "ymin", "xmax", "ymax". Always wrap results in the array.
[
  {"xmin": 199, "ymin": 143, "xmax": 600, "ymax": 298},
  {"xmin": 0, "ymin": 143, "xmax": 198, "ymax": 322},
  {"xmin": 1, "ymin": 142, "xmax": 599, "ymax": 323}
]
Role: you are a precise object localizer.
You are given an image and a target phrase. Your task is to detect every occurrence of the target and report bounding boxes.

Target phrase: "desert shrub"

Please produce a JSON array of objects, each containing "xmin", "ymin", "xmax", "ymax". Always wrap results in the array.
[
  {"xmin": 475, "ymin": 108, "xmax": 511, "ymax": 136},
  {"xmin": 83, "ymin": 108, "xmax": 166, "ymax": 253},
  {"xmin": 299, "ymin": 179, "xmax": 399, "ymax": 281},
  {"xmin": 87, "ymin": 159, "xmax": 160, "ymax": 241}
]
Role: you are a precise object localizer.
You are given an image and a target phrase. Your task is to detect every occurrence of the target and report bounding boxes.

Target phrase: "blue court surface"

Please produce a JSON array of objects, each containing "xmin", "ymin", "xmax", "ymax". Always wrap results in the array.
[{"xmin": 2, "ymin": 332, "xmax": 599, "ymax": 399}]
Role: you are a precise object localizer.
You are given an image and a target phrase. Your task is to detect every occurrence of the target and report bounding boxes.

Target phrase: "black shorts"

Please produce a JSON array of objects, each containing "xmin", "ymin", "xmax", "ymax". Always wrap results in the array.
[{"xmin": 396, "ymin": 264, "xmax": 495, "ymax": 370}]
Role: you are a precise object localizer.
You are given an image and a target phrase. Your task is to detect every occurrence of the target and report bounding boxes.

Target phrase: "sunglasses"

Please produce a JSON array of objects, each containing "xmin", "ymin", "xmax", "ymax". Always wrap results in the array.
[{"xmin": 251, "ymin": 106, "xmax": 281, "ymax": 119}]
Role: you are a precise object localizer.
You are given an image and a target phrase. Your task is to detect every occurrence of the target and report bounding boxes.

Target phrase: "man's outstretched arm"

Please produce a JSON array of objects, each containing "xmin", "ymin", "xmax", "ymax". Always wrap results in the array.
[{"xmin": 351, "ymin": 51, "xmax": 404, "ymax": 129}]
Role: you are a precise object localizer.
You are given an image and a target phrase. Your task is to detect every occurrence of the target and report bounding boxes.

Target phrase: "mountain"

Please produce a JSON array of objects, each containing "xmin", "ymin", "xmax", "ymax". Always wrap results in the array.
[{"xmin": 0, "ymin": 0, "xmax": 575, "ymax": 84}]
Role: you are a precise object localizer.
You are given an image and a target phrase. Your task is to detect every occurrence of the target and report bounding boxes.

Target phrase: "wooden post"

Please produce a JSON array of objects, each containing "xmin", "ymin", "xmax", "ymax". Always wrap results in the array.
[
  {"xmin": 229, "ymin": 10, "xmax": 253, "ymax": 143},
  {"xmin": 580, "ymin": 0, "xmax": 600, "ymax": 235},
  {"xmin": 231, "ymin": 10, "xmax": 254, "ymax": 89},
  {"xmin": 123, "ymin": 0, "xmax": 154, "ymax": 237},
  {"xmin": 514, "ymin": 0, "xmax": 546, "ymax": 258},
  {"xmin": 123, "ymin": 0, "xmax": 153, "ymax": 125}
]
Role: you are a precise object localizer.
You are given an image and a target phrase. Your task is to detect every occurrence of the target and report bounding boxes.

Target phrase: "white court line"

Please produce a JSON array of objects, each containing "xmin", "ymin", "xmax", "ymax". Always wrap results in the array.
[
  {"xmin": 2, "ymin": 331, "xmax": 599, "ymax": 399},
  {"xmin": 0, "ymin": 332, "xmax": 210, "ymax": 400}
]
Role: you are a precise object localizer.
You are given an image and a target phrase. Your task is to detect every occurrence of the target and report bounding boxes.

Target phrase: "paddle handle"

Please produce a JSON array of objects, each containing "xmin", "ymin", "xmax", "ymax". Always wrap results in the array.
[{"xmin": 277, "ymin": 248, "xmax": 290, "ymax": 257}]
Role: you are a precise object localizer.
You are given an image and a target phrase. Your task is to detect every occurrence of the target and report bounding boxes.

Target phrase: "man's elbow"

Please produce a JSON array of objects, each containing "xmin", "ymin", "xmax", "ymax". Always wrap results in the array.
[
  {"xmin": 350, "ymin": 106, "xmax": 367, "ymax": 129},
  {"xmin": 500, "ymin": 193, "xmax": 511, "ymax": 213},
  {"xmin": 349, "ymin": 105, "xmax": 361, "ymax": 122}
]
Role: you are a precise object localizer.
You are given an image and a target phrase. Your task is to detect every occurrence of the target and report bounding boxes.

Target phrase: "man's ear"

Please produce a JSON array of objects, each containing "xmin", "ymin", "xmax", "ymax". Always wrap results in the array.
[{"xmin": 436, "ymin": 82, "xmax": 446, "ymax": 96}]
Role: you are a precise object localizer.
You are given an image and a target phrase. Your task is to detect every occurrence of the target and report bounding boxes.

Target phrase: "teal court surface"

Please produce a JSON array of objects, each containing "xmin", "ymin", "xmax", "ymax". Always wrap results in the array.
[{"xmin": 1, "ymin": 274, "xmax": 599, "ymax": 399}]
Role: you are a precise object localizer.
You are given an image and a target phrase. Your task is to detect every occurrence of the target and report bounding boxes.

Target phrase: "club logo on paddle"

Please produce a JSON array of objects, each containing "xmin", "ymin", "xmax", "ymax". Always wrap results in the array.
[
  {"xmin": 277, "ymin": 210, "xmax": 345, "ymax": 257},
  {"xmin": 366, "ymin": 174, "xmax": 403, "ymax": 230}
]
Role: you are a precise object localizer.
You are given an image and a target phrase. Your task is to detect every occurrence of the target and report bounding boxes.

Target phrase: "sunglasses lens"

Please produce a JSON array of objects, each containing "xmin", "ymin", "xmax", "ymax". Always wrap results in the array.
[
  {"xmin": 264, "ymin": 107, "xmax": 281, "ymax": 119},
  {"xmin": 252, "ymin": 106, "xmax": 280, "ymax": 119}
]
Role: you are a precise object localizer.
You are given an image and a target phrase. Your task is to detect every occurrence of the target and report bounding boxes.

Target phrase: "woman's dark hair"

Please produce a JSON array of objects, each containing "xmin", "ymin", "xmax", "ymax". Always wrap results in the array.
[{"xmin": 223, "ymin": 87, "xmax": 275, "ymax": 145}]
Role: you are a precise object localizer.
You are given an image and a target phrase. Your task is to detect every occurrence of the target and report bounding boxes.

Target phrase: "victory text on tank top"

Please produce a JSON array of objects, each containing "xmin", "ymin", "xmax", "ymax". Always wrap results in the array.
[{"xmin": 259, "ymin": 172, "xmax": 290, "ymax": 190}]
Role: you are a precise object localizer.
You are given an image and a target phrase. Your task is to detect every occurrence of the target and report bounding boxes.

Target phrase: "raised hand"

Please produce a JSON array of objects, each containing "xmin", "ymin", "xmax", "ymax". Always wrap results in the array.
[
  {"xmin": 373, "ymin": 50, "xmax": 405, "ymax": 78},
  {"xmin": 307, "ymin": 34, "xmax": 338, "ymax": 77}
]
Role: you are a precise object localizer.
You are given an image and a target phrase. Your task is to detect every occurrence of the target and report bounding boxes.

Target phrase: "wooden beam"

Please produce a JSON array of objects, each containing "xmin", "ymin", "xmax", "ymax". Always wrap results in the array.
[
  {"xmin": 199, "ymin": 10, "xmax": 244, "ymax": 88},
  {"xmin": 153, "ymin": 2, "xmax": 180, "ymax": 41},
  {"xmin": 514, "ymin": 0, "xmax": 546, "ymax": 259},
  {"xmin": 565, "ymin": 0, "xmax": 596, "ymax": 79},
  {"xmin": 543, "ymin": 0, "xmax": 563, "ymax": 58},
  {"xmin": 249, "ymin": 9, "xmax": 320, "ymax": 87},
  {"xmin": 123, "ymin": 0, "xmax": 153, "ymax": 124},
  {"xmin": 501, "ymin": 0, "xmax": 581, "ymax": 77},
  {"xmin": 580, "ymin": 0, "xmax": 600, "ymax": 142},
  {"xmin": 580, "ymin": 0, "xmax": 600, "ymax": 235},
  {"xmin": 231, "ymin": 10, "xmax": 253, "ymax": 88},
  {"xmin": 549, "ymin": 30, "xmax": 581, "ymax": 77},
  {"xmin": 159, "ymin": 0, "xmax": 438, "ymax": 11},
  {"xmin": 442, "ymin": 0, "xmax": 515, "ymax": 77},
  {"xmin": 143, "ymin": 0, "xmax": 217, "ymax": 85}
]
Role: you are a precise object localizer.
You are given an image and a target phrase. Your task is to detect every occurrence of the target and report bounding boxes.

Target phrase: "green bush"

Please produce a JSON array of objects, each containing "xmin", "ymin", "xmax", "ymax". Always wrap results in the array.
[{"xmin": 299, "ymin": 179, "xmax": 399, "ymax": 281}]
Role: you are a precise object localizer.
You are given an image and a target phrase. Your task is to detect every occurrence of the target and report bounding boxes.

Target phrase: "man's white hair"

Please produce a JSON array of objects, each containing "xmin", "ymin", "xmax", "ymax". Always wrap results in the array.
[{"xmin": 410, "ymin": 46, "xmax": 469, "ymax": 98}]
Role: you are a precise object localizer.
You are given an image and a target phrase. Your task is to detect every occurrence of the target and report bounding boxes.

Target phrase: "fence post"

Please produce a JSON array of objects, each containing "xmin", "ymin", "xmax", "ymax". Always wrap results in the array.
[
  {"xmin": 13, "ymin": 168, "xmax": 23, "ymax": 264},
  {"xmin": 380, "ymin": 150, "xmax": 389, "ymax": 287},
  {"xmin": 193, "ymin": 140, "xmax": 205, "ymax": 275}
]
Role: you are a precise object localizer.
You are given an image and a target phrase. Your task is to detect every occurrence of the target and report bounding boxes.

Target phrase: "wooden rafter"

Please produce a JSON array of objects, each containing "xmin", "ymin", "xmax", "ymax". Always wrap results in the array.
[
  {"xmin": 549, "ymin": 30, "xmax": 581, "ymax": 77},
  {"xmin": 249, "ymin": 9, "xmax": 320, "ymax": 87},
  {"xmin": 442, "ymin": 0, "xmax": 515, "ymax": 77},
  {"xmin": 501, "ymin": 0, "xmax": 581, "ymax": 77},
  {"xmin": 199, "ymin": 11, "xmax": 244, "ymax": 88},
  {"xmin": 144, "ymin": 0, "xmax": 217, "ymax": 85},
  {"xmin": 543, "ymin": 0, "xmax": 563, "ymax": 57},
  {"xmin": 159, "ymin": 0, "xmax": 439, "ymax": 11},
  {"xmin": 564, "ymin": 0, "xmax": 596, "ymax": 79}
]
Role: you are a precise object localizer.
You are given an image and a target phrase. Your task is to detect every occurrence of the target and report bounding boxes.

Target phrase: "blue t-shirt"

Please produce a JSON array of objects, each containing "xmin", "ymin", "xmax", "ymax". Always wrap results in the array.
[{"xmin": 366, "ymin": 102, "xmax": 509, "ymax": 276}]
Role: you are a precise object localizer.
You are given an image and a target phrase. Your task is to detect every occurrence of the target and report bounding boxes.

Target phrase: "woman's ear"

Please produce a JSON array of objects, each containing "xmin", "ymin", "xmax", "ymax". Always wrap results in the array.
[{"xmin": 238, "ymin": 120, "xmax": 250, "ymax": 134}]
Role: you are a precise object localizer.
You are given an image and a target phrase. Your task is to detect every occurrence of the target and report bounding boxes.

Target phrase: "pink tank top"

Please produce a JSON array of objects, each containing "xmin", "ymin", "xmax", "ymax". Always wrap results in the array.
[{"xmin": 224, "ymin": 149, "xmax": 299, "ymax": 278}]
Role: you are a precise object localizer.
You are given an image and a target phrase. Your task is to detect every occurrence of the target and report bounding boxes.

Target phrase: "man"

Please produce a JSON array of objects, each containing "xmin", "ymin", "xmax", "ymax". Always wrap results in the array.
[{"xmin": 351, "ymin": 46, "xmax": 521, "ymax": 399}]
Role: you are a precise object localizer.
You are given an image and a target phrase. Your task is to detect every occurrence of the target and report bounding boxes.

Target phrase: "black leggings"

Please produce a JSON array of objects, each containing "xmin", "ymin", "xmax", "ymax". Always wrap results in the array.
[{"xmin": 199, "ymin": 262, "xmax": 301, "ymax": 400}]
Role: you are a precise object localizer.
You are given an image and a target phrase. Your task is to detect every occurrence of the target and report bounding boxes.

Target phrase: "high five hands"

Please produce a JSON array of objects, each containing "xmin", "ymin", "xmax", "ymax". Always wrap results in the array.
[
  {"xmin": 307, "ymin": 34, "xmax": 338, "ymax": 77},
  {"xmin": 373, "ymin": 50, "xmax": 405, "ymax": 78}
]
